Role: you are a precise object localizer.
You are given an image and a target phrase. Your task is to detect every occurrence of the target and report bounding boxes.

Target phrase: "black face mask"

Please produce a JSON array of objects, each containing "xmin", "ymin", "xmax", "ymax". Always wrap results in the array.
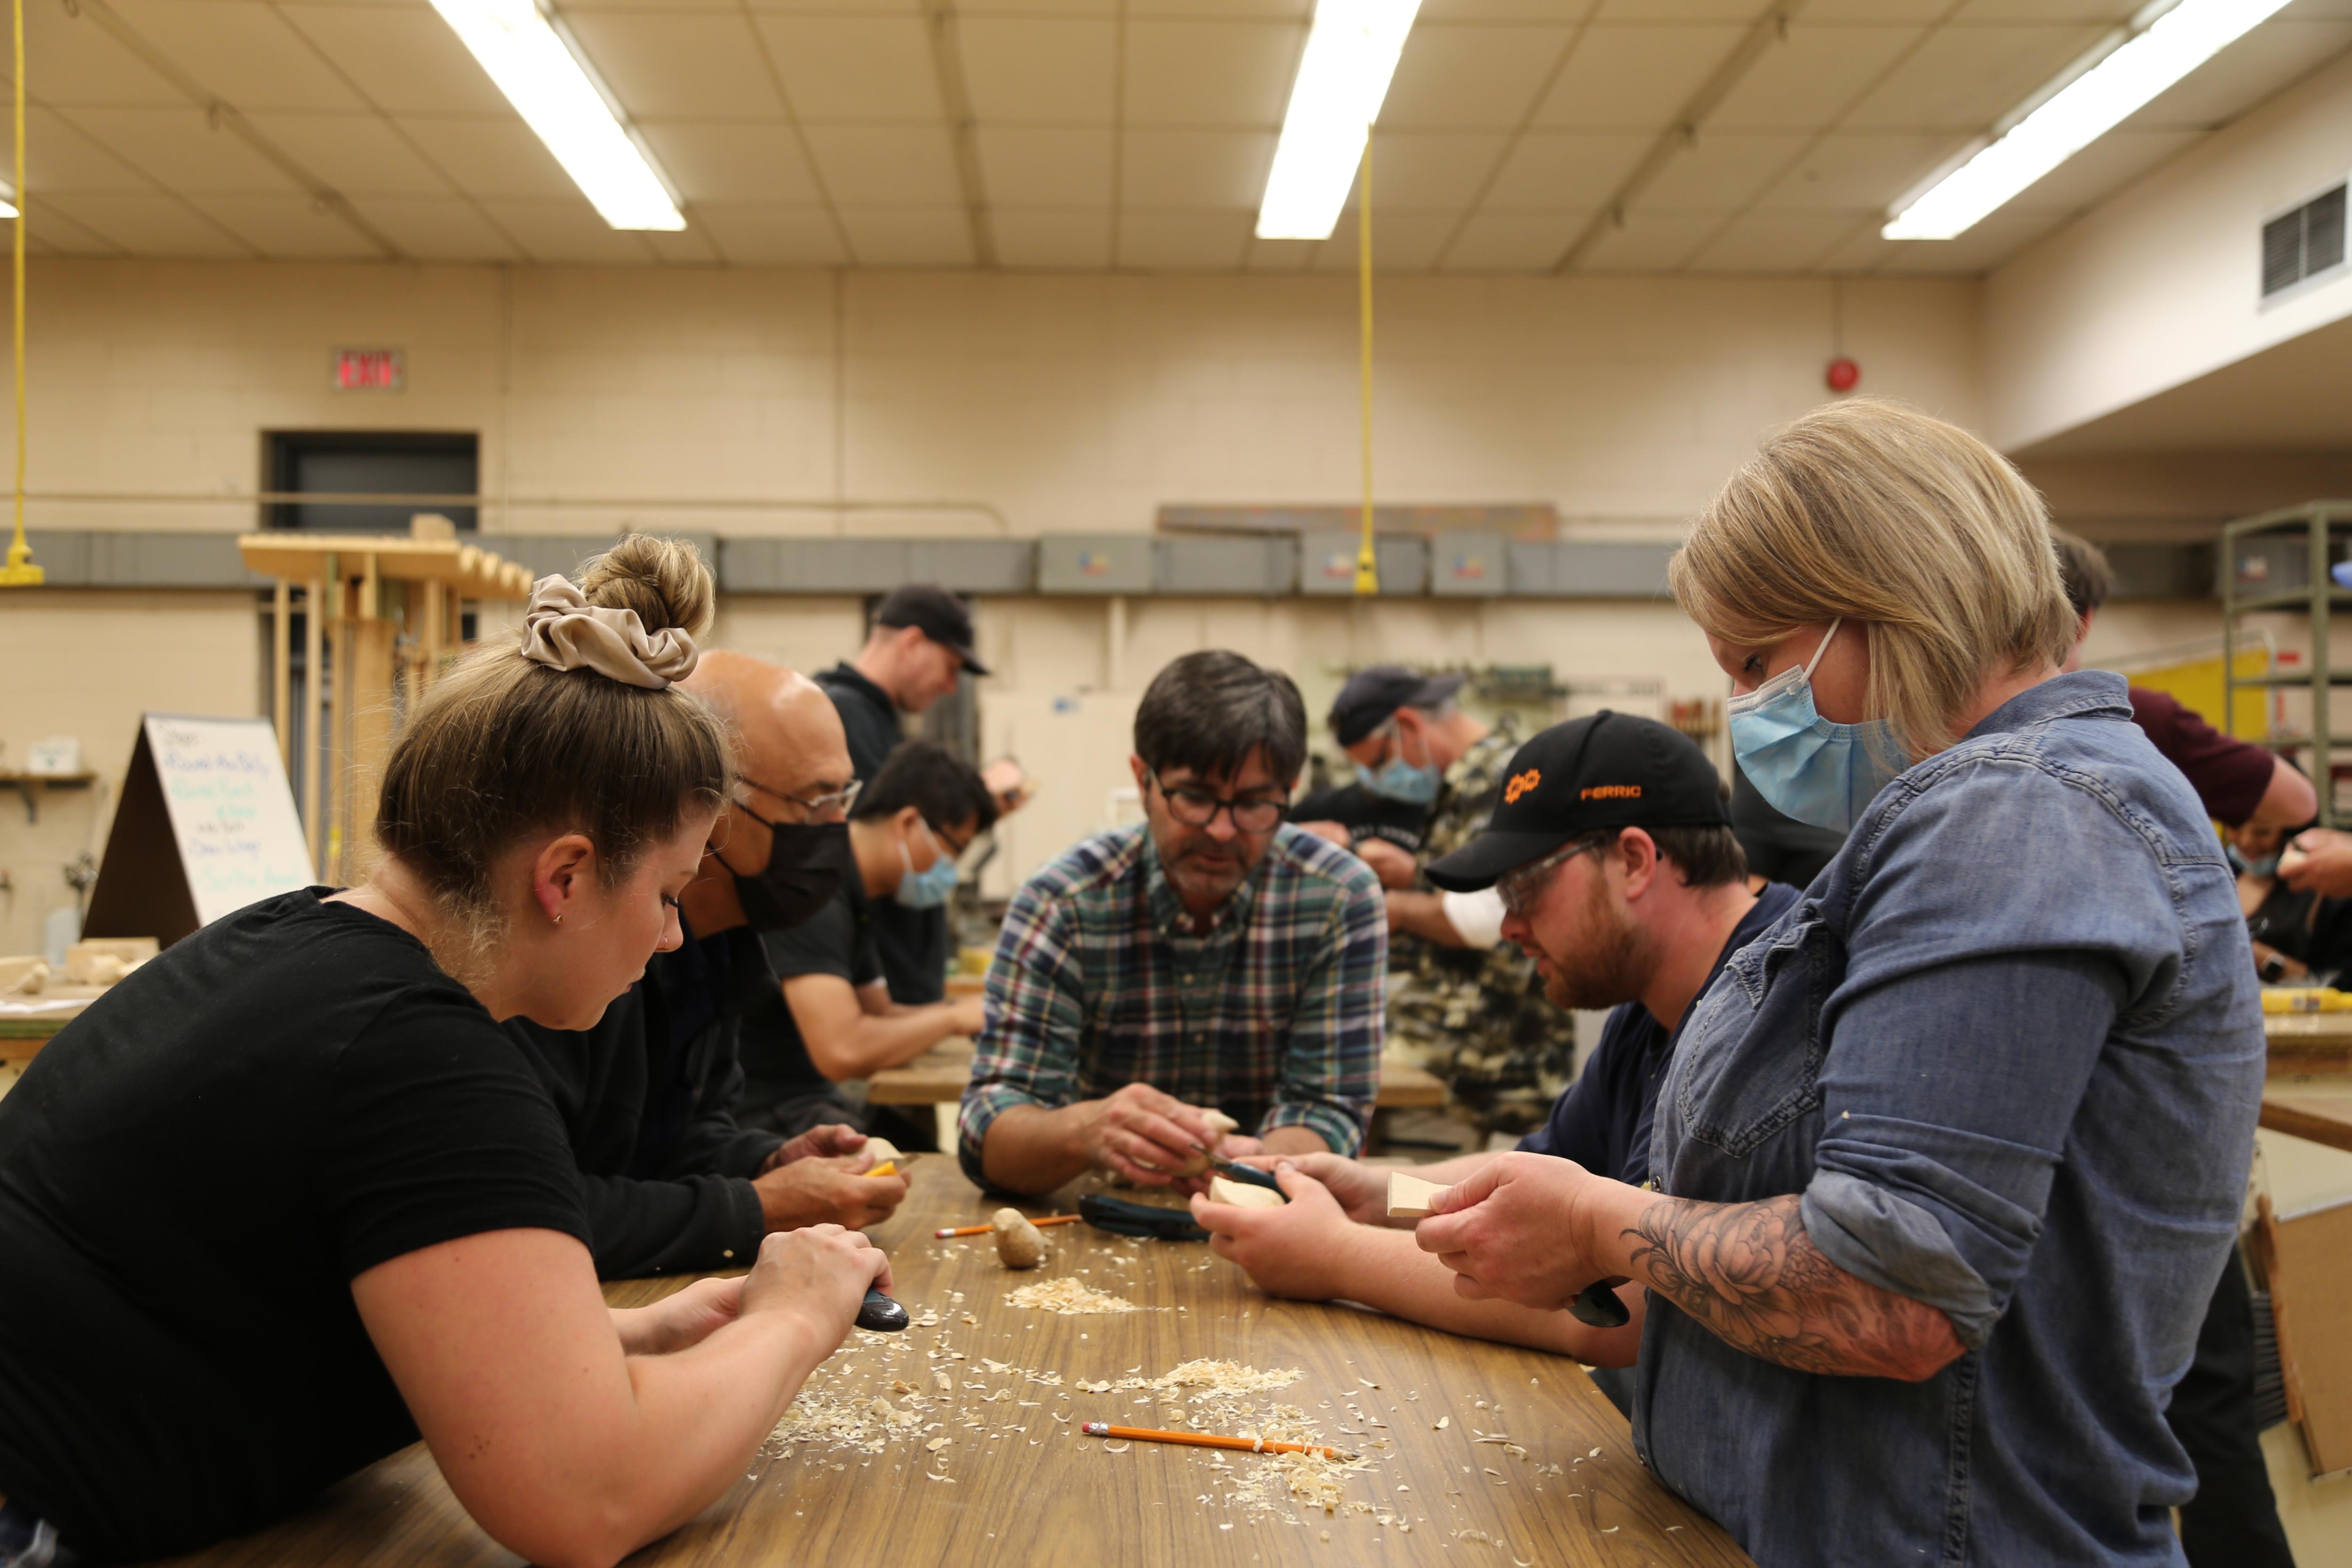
[{"xmin": 722, "ymin": 809, "xmax": 850, "ymax": 932}]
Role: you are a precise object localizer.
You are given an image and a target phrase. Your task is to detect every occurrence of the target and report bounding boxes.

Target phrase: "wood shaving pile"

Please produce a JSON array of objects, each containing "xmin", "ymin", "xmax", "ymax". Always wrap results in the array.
[{"xmin": 1004, "ymin": 1276, "xmax": 1140, "ymax": 1314}]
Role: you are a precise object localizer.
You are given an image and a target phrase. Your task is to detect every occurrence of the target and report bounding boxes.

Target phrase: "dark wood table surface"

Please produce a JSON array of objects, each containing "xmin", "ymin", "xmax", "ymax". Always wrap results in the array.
[{"xmin": 159, "ymin": 1167, "xmax": 1750, "ymax": 1568}]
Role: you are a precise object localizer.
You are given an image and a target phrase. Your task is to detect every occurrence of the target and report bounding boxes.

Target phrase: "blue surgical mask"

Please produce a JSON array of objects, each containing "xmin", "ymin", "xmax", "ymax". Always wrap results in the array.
[
  {"xmin": 1728, "ymin": 618, "xmax": 1905, "ymax": 833},
  {"xmin": 1355, "ymin": 724, "xmax": 1443, "ymax": 805},
  {"xmin": 2228, "ymin": 844, "xmax": 2281, "ymax": 879},
  {"xmin": 895, "ymin": 822, "xmax": 961, "ymax": 909}
]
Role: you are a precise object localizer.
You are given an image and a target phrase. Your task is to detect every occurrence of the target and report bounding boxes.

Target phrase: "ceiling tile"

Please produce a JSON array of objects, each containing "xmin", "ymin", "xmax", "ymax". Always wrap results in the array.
[
  {"xmin": 959, "ymin": 0, "xmax": 1113, "ymax": 14},
  {"xmin": 1123, "ymin": 21, "xmax": 1303, "ymax": 127},
  {"xmin": 30, "ymin": 208, "xmax": 124, "ymax": 255},
  {"xmin": 643, "ymin": 224, "xmax": 725, "ymax": 263},
  {"xmin": 1416, "ymin": 0, "xmax": 1597, "ymax": 19},
  {"xmin": 1569, "ymin": 207, "xmax": 1721, "ymax": 270},
  {"xmin": 1480, "ymin": 131, "xmax": 1649, "ymax": 209},
  {"xmin": 1946, "ymin": 0, "xmax": 2140, "ymax": 20},
  {"xmin": 244, "ymin": 114, "xmax": 457, "ymax": 199},
  {"xmin": 1121, "ymin": 128, "xmax": 1274, "ymax": 209},
  {"xmin": 1708, "ymin": 22, "xmax": 1926, "ymax": 130},
  {"xmin": 187, "ymin": 195, "xmax": 385, "ymax": 258},
  {"xmin": 278, "ymin": 7, "xmax": 514, "ymax": 116},
  {"xmin": 1802, "ymin": 0, "xmax": 1958, "ymax": 17},
  {"xmin": 993, "ymin": 207, "xmax": 1112, "ymax": 268},
  {"xmin": 1356, "ymin": 130, "xmax": 1507, "ymax": 209},
  {"xmin": 803, "ymin": 125, "xmax": 961, "ymax": 205},
  {"xmin": 1813, "ymin": 221, "xmax": 1903, "ymax": 272},
  {"xmin": 837, "ymin": 206, "xmax": 974, "ymax": 265},
  {"xmin": 693, "ymin": 202, "xmax": 847, "ymax": 264},
  {"xmin": 1842, "ymin": 24, "xmax": 2110, "ymax": 132},
  {"xmin": 753, "ymin": 16, "xmax": 944, "ymax": 122},
  {"xmin": 1593, "ymin": 0, "xmax": 1770, "ymax": 16},
  {"xmin": 1532, "ymin": 24, "xmax": 1747, "ymax": 131},
  {"xmin": 1122, "ymin": 0, "xmax": 1307, "ymax": 15},
  {"xmin": 2127, "ymin": 19, "xmax": 2352, "ymax": 130},
  {"xmin": 69, "ymin": 108, "xmax": 303, "ymax": 195},
  {"xmin": 1315, "ymin": 207, "xmax": 1462, "ymax": 269},
  {"xmin": 478, "ymin": 198, "xmax": 657, "ymax": 263},
  {"xmin": 1380, "ymin": 24, "xmax": 1577, "ymax": 130},
  {"xmin": 959, "ymin": 17, "xmax": 1118, "ymax": 123},
  {"xmin": 1752, "ymin": 132, "xmax": 1969, "ymax": 212},
  {"xmin": 561, "ymin": 13, "xmax": 786, "ymax": 120},
  {"xmin": 20, "ymin": 1, "xmax": 185, "ymax": 108},
  {"xmin": 396, "ymin": 116, "xmax": 577, "ymax": 200},
  {"xmin": 102, "ymin": 0, "xmax": 367, "ymax": 112},
  {"xmin": 1116, "ymin": 209, "xmax": 1251, "ymax": 268},
  {"xmin": 1637, "ymin": 131, "xmax": 1804, "ymax": 208},
  {"xmin": 24, "ymin": 109, "xmax": 153, "ymax": 194},
  {"xmin": 977, "ymin": 128, "xmax": 1113, "ymax": 207},
  {"xmin": 636, "ymin": 122, "xmax": 824, "ymax": 204},
  {"xmin": 1436, "ymin": 208, "xmax": 1586, "ymax": 270},
  {"xmin": 350, "ymin": 197, "xmax": 522, "ymax": 262},
  {"xmin": 38, "ymin": 193, "xmax": 248, "ymax": 255},
  {"xmin": 1685, "ymin": 207, "xmax": 1855, "ymax": 272}
]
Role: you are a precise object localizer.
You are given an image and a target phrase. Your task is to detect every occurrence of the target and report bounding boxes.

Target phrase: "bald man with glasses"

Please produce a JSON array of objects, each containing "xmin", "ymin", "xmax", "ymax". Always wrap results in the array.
[{"xmin": 960, "ymin": 651, "xmax": 1389, "ymax": 1199}]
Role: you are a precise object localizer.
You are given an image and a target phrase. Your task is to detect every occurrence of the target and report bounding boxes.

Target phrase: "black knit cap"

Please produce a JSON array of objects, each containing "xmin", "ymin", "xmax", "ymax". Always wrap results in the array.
[{"xmin": 1424, "ymin": 711, "xmax": 1730, "ymax": 892}]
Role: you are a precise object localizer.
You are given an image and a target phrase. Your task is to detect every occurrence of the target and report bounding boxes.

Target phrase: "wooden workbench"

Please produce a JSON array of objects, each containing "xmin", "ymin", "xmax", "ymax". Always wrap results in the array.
[
  {"xmin": 156, "ymin": 1171, "xmax": 1749, "ymax": 1568},
  {"xmin": 2264, "ymin": 1011, "xmax": 2352, "ymax": 1077},
  {"xmin": 871, "ymin": 1039, "xmax": 1450, "ymax": 1110}
]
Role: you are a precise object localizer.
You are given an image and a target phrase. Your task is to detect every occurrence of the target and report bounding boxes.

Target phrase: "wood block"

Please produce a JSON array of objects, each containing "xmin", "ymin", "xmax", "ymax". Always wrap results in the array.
[
  {"xmin": 863, "ymin": 1137, "xmax": 903, "ymax": 1170},
  {"xmin": 1387, "ymin": 1171, "xmax": 1447, "ymax": 1219},
  {"xmin": 1208, "ymin": 1175, "xmax": 1285, "ymax": 1210}
]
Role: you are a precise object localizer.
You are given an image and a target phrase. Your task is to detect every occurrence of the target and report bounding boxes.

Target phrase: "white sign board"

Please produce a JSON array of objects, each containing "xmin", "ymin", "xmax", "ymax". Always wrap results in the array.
[{"xmin": 143, "ymin": 714, "xmax": 315, "ymax": 925}]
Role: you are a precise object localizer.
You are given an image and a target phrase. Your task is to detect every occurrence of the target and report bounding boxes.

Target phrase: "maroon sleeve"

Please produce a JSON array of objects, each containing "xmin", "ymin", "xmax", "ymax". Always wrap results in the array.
[{"xmin": 2127, "ymin": 687, "xmax": 2279, "ymax": 828}]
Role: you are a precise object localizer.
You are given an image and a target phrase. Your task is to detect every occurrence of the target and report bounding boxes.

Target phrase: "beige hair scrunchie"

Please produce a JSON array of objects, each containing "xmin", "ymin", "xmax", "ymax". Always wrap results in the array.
[{"xmin": 518, "ymin": 574, "xmax": 699, "ymax": 689}]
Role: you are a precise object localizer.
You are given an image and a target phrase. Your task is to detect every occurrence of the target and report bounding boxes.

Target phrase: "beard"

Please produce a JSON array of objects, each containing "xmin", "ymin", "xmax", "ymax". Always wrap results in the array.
[{"xmin": 1531, "ymin": 872, "xmax": 1648, "ymax": 1011}]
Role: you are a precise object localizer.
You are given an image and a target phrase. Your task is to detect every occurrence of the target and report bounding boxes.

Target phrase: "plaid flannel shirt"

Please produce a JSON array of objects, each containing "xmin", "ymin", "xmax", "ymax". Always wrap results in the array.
[{"xmin": 958, "ymin": 823, "xmax": 1388, "ymax": 1182}]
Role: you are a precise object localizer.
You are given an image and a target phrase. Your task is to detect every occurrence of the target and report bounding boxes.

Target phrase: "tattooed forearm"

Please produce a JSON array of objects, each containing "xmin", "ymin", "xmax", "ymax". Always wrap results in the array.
[{"xmin": 1622, "ymin": 1194, "xmax": 1964, "ymax": 1381}]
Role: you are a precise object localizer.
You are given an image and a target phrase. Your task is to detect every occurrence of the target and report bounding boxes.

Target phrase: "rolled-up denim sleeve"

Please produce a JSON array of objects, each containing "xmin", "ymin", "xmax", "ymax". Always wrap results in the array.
[
  {"xmin": 1804, "ymin": 946, "xmax": 2125, "ymax": 1348},
  {"xmin": 957, "ymin": 881, "xmax": 1086, "ymax": 1184}
]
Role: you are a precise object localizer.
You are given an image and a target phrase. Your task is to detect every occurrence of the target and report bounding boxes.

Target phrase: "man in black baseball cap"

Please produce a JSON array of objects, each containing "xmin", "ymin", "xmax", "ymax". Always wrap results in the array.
[
  {"xmin": 1196, "ymin": 711, "xmax": 1802, "ymax": 1402},
  {"xmin": 816, "ymin": 583, "xmax": 995, "ymax": 1011}
]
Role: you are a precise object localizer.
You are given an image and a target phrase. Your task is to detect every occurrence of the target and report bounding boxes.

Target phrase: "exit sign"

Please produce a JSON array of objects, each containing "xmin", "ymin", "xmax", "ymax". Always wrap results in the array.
[{"xmin": 332, "ymin": 348, "xmax": 404, "ymax": 392}]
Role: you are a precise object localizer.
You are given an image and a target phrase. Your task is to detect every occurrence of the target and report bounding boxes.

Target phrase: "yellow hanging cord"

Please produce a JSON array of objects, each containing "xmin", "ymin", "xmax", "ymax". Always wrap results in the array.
[
  {"xmin": 0, "ymin": 0, "xmax": 32, "ymax": 588},
  {"xmin": 1352, "ymin": 135, "xmax": 1377, "ymax": 596}
]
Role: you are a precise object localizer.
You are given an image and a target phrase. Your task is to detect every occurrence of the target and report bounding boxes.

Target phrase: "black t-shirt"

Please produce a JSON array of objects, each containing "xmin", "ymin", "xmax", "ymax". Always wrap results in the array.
[
  {"xmin": 1291, "ymin": 781, "xmax": 1429, "ymax": 854},
  {"xmin": 0, "ymin": 891, "xmax": 588, "ymax": 1563},
  {"xmin": 1519, "ymin": 881, "xmax": 1801, "ymax": 1184},
  {"xmin": 739, "ymin": 876, "xmax": 882, "ymax": 1098}
]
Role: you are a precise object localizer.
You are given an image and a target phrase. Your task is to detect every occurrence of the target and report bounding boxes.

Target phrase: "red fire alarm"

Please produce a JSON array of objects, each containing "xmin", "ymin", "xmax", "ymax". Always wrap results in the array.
[{"xmin": 1825, "ymin": 357, "xmax": 1860, "ymax": 393}]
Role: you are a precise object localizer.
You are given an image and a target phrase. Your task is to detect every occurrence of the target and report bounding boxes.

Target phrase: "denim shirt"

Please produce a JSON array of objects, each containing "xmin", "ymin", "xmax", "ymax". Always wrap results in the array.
[{"xmin": 1635, "ymin": 672, "xmax": 2263, "ymax": 1568}]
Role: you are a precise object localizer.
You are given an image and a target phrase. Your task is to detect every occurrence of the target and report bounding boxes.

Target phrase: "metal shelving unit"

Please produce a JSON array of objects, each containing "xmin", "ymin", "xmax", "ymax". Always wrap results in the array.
[{"xmin": 2222, "ymin": 500, "xmax": 2352, "ymax": 828}]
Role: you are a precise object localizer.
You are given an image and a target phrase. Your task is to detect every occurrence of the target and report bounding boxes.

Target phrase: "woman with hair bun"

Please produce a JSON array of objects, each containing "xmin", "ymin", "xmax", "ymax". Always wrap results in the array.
[
  {"xmin": 1415, "ymin": 402, "xmax": 2263, "ymax": 1567},
  {"xmin": 0, "ymin": 536, "xmax": 890, "ymax": 1568}
]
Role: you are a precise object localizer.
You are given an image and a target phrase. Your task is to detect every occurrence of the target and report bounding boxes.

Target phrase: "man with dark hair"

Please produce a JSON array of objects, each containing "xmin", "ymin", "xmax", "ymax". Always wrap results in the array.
[
  {"xmin": 733, "ymin": 740, "xmax": 997, "ymax": 1145},
  {"xmin": 818, "ymin": 583, "xmax": 998, "ymax": 1010},
  {"xmin": 1198, "ymin": 713, "xmax": 1791, "ymax": 1390},
  {"xmin": 961, "ymin": 650, "xmax": 1388, "ymax": 1197},
  {"xmin": 2055, "ymin": 529, "xmax": 2314, "ymax": 830},
  {"xmin": 1325, "ymin": 665, "xmax": 1576, "ymax": 1145}
]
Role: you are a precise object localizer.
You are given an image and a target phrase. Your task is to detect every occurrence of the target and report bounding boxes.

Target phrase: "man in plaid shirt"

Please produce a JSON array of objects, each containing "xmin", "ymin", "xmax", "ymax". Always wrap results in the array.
[{"xmin": 959, "ymin": 651, "xmax": 1389, "ymax": 1197}]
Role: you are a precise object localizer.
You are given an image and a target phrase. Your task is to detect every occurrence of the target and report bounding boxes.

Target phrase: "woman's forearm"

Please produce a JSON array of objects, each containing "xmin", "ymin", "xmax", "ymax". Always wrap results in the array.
[
  {"xmin": 1335, "ymin": 1226, "xmax": 1640, "ymax": 1364},
  {"xmin": 1581, "ymin": 1185, "xmax": 1963, "ymax": 1381}
]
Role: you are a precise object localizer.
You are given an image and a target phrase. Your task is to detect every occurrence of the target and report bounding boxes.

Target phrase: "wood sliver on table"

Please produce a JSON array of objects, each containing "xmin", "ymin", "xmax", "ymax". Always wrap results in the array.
[{"xmin": 159, "ymin": 1170, "xmax": 1749, "ymax": 1568}]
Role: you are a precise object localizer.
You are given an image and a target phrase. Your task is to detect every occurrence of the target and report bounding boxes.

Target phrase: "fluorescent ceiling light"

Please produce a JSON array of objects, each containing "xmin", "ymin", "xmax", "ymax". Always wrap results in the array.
[
  {"xmin": 1885, "ymin": 0, "xmax": 2290, "ymax": 241},
  {"xmin": 429, "ymin": 0, "xmax": 683, "ymax": 231},
  {"xmin": 1256, "ymin": 0, "xmax": 1422, "ymax": 241}
]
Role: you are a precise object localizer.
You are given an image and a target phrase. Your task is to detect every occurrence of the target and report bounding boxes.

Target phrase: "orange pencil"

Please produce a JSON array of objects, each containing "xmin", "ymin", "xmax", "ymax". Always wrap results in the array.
[
  {"xmin": 932, "ymin": 1215, "xmax": 1083, "ymax": 1238},
  {"xmin": 1081, "ymin": 1422, "xmax": 1353, "ymax": 1461}
]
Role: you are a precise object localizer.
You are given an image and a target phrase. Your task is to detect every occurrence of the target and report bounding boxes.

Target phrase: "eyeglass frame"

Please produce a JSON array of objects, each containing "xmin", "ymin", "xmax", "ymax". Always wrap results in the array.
[
  {"xmin": 739, "ymin": 773, "xmax": 862, "ymax": 821},
  {"xmin": 1144, "ymin": 769, "xmax": 1289, "ymax": 835},
  {"xmin": 1494, "ymin": 831, "xmax": 1619, "ymax": 916}
]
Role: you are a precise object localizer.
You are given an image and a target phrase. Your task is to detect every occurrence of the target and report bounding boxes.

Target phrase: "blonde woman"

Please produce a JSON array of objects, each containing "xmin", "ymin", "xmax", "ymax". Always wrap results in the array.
[
  {"xmin": 0, "ymin": 539, "xmax": 888, "ymax": 1568},
  {"xmin": 1415, "ymin": 402, "xmax": 2262, "ymax": 1567}
]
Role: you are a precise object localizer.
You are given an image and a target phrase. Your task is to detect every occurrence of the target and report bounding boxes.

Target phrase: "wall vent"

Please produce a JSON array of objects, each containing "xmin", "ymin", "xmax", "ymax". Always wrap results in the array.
[{"xmin": 2263, "ymin": 182, "xmax": 2346, "ymax": 300}]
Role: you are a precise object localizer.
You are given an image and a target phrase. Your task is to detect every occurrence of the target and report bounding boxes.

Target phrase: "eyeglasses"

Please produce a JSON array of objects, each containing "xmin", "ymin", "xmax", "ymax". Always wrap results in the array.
[
  {"xmin": 1495, "ymin": 833, "xmax": 1614, "ymax": 916},
  {"xmin": 741, "ymin": 774, "xmax": 862, "ymax": 821},
  {"xmin": 923, "ymin": 818, "xmax": 976, "ymax": 860},
  {"xmin": 1147, "ymin": 770, "xmax": 1287, "ymax": 834}
]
